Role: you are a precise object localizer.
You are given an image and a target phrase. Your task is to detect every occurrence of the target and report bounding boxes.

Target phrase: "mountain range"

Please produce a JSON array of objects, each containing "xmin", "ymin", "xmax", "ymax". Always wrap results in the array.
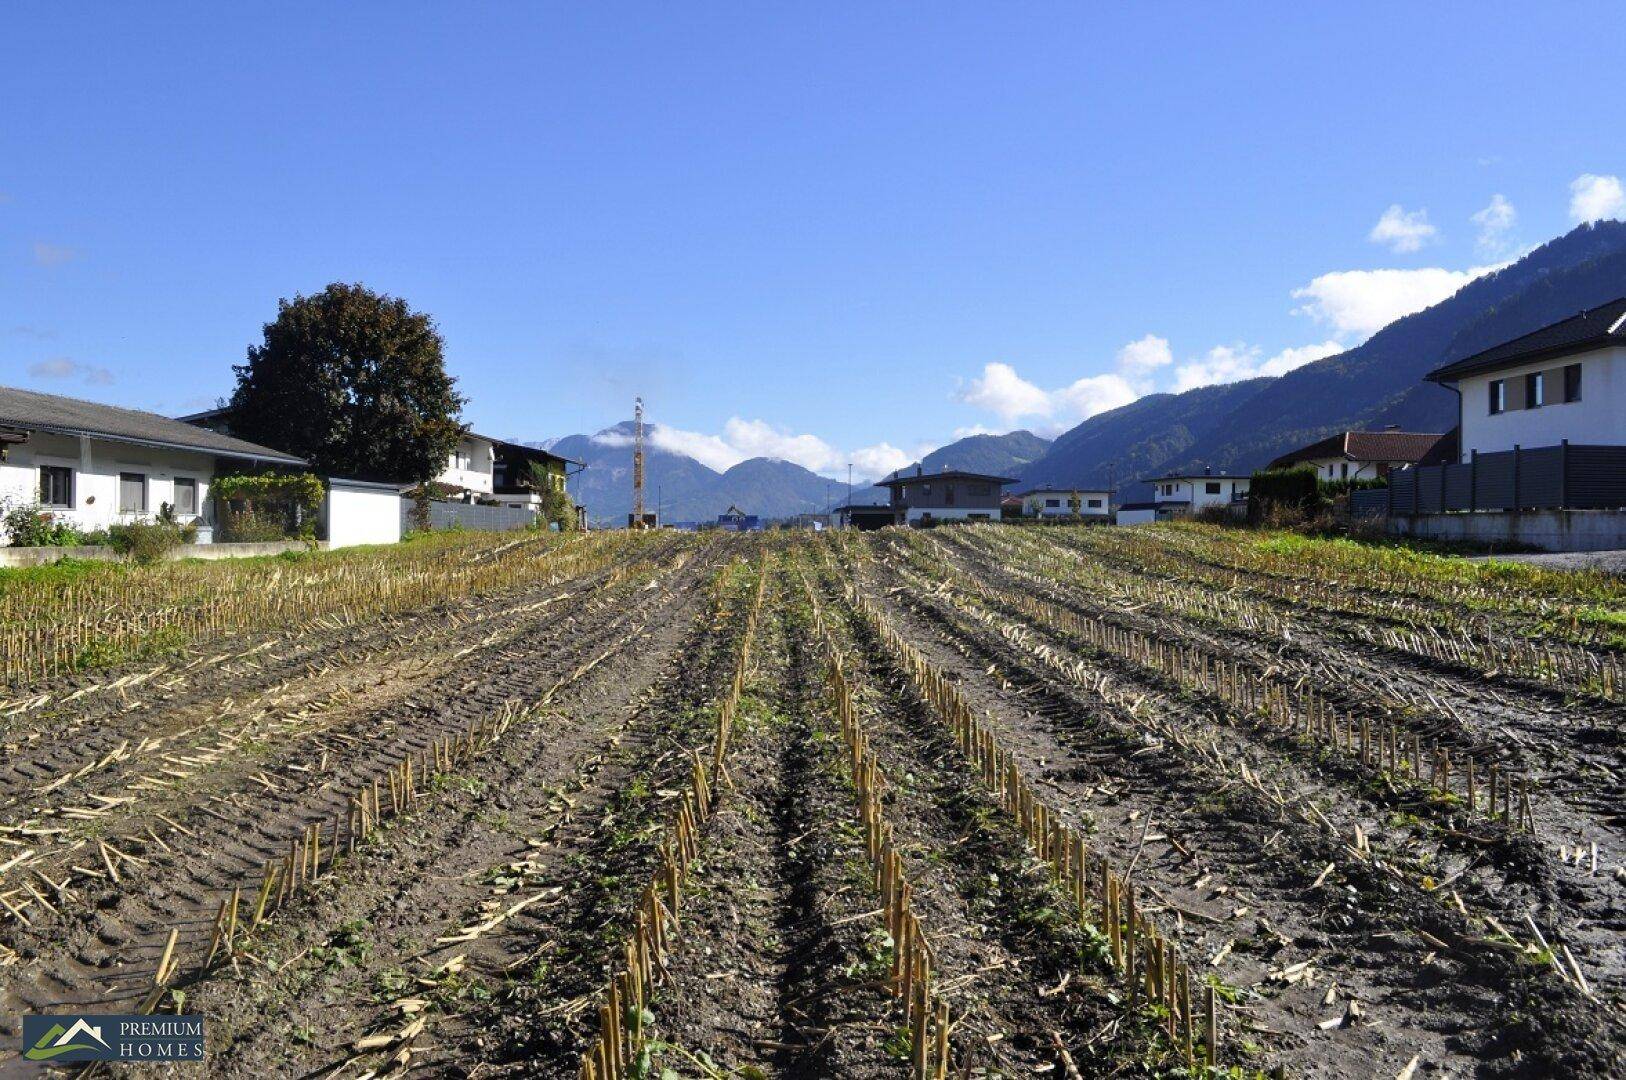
[
  {"xmin": 552, "ymin": 221, "xmax": 1626, "ymax": 522},
  {"xmin": 1016, "ymin": 220, "xmax": 1626, "ymax": 494}
]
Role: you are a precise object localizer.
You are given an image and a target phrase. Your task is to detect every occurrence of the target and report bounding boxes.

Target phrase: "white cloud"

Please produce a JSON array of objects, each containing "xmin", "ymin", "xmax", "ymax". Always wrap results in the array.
[
  {"xmin": 1050, "ymin": 373, "xmax": 1140, "ymax": 419},
  {"xmin": 28, "ymin": 357, "xmax": 113, "ymax": 385},
  {"xmin": 957, "ymin": 362, "xmax": 1052, "ymax": 422},
  {"xmin": 1291, "ymin": 265, "xmax": 1499, "ymax": 339},
  {"xmin": 1171, "ymin": 340, "xmax": 1343, "ymax": 393},
  {"xmin": 592, "ymin": 417, "xmax": 909, "ymax": 480},
  {"xmin": 1115, "ymin": 334, "xmax": 1173, "ymax": 374},
  {"xmin": 1569, "ymin": 173, "xmax": 1625, "ymax": 224},
  {"xmin": 1368, "ymin": 205, "xmax": 1437, "ymax": 253},
  {"xmin": 1470, "ymin": 194, "xmax": 1517, "ymax": 257},
  {"xmin": 957, "ymin": 361, "xmax": 1140, "ymax": 430},
  {"xmin": 850, "ymin": 442, "xmax": 913, "ymax": 478}
]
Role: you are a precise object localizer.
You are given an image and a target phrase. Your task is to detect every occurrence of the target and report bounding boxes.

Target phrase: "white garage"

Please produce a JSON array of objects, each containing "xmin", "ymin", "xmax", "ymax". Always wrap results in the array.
[{"xmin": 322, "ymin": 477, "xmax": 405, "ymax": 548}]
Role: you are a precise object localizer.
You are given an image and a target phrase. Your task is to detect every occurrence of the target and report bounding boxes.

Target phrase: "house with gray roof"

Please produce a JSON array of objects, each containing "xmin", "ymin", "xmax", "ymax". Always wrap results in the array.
[{"xmin": 0, "ymin": 384, "xmax": 306, "ymax": 543}]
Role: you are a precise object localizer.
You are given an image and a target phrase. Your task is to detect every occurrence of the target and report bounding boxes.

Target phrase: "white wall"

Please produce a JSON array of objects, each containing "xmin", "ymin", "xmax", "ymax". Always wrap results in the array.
[
  {"xmin": 434, "ymin": 435, "xmax": 496, "ymax": 493},
  {"xmin": 1152, "ymin": 477, "xmax": 1248, "ymax": 510},
  {"xmin": 324, "ymin": 482, "xmax": 402, "ymax": 548},
  {"xmin": 1115, "ymin": 507, "xmax": 1158, "ymax": 525},
  {"xmin": 1295, "ymin": 456, "xmax": 1391, "ymax": 481},
  {"xmin": 1023, "ymin": 491, "xmax": 1111, "ymax": 518},
  {"xmin": 904, "ymin": 506, "xmax": 998, "ymax": 525},
  {"xmin": 0, "ymin": 431, "xmax": 216, "ymax": 541},
  {"xmin": 1456, "ymin": 346, "xmax": 1625, "ymax": 458}
]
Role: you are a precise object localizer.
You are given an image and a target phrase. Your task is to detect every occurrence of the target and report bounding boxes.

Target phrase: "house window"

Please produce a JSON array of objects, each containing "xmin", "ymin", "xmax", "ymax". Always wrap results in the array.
[
  {"xmin": 1526, "ymin": 371, "xmax": 1545, "ymax": 408},
  {"xmin": 1045, "ymin": 498, "xmax": 1061, "ymax": 508},
  {"xmin": 1564, "ymin": 363, "xmax": 1582, "ymax": 403},
  {"xmin": 1205, "ymin": 482, "xmax": 1221, "ymax": 495},
  {"xmin": 119, "ymin": 472, "xmax": 147, "ymax": 513},
  {"xmin": 1489, "ymin": 379, "xmax": 1505, "ymax": 415},
  {"xmin": 1340, "ymin": 463, "xmax": 1349, "ymax": 479},
  {"xmin": 39, "ymin": 465, "xmax": 74, "ymax": 508},
  {"xmin": 1087, "ymin": 498, "xmax": 1102, "ymax": 508},
  {"xmin": 173, "ymin": 477, "xmax": 198, "ymax": 516}
]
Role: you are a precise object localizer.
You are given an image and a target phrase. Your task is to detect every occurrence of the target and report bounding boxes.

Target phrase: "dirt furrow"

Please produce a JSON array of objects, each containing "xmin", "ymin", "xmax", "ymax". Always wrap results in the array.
[
  {"xmin": 859, "ymin": 557, "xmax": 1613, "ymax": 1079},
  {"xmin": 645, "ymin": 570, "xmax": 901, "ymax": 1078},
  {"xmin": 0, "ymin": 548, "xmax": 722, "ymax": 1044},
  {"xmin": 144, "ymin": 558, "xmax": 728, "ymax": 1078}
]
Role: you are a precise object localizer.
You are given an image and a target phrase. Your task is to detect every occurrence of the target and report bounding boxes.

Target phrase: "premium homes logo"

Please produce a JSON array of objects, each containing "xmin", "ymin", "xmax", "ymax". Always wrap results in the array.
[{"xmin": 22, "ymin": 1014, "xmax": 204, "ymax": 1063}]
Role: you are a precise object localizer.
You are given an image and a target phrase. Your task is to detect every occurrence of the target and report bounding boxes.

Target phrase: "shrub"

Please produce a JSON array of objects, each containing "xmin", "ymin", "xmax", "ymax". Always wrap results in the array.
[
  {"xmin": 107, "ymin": 519, "xmax": 196, "ymax": 564},
  {"xmin": 213, "ymin": 472, "xmax": 323, "ymax": 541},
  {"xmin": 1, "ymin": 501, "xmax": 88, "ymax": 547},
  {"xmin": 1248, "ymin": 467, "xmax": 1324, "ymax": 523}
]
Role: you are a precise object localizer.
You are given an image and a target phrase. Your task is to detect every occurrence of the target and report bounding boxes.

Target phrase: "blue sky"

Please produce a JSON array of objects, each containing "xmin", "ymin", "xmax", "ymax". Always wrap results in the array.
[{"xmin": 3, "ymin": 4, "xmax": 1622, "ymax": 478}]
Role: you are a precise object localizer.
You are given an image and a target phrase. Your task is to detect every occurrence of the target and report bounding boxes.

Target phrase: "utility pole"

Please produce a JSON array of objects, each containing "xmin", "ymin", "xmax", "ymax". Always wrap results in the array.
[{"xmin": 631, "ymin": 396, "xmax": 646, "ymax": 529}]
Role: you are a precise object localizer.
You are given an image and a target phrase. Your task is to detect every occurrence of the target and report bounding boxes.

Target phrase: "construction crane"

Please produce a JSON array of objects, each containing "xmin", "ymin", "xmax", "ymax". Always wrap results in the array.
[{"xmin": 631, "ymin": 396, "xmax": 646, "ymax": 529}]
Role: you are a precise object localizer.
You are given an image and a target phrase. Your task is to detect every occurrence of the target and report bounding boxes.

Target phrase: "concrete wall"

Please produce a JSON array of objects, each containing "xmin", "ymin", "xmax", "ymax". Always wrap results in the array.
[
  {"xmin": 1381, "ymin": 509, "xmax": 1626, "ymax": 553},
  {"xmin": 904, "ymin": 506, "xmax": 999, "ymax": 526},
  {"xmin": 1456, "ymin": 345, "xmax": 1625, "ymax": 458},
  {"xmin": 0, "ymin": 431, "xmax": 216, "ymax": 540},
  {"xmin": 324, "ymin": 482, "xmax": 403, "ymax": 548},
  {"xmin": 1115, "ymin": 507, "xmax": 1158, "ymax": 525},
  {"xmin": 1023, "ymin": 491, "xmax": 1111, "ymax": 518},
  {"xmin": 0, "ymin": 539, "xmax": 313, "ymax": 569}
]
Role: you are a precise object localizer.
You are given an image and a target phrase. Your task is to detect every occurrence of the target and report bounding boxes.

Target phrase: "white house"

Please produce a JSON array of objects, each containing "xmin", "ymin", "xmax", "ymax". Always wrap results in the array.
[
  {"xmin": 1144, "ymin": 469, "xmax": 1250, "ymax": 516},
  {"xmin": 0, "ymin": 385, "xmax": 307, "ymax": 542},
  {"xmin": 1016, "ymin": 488, "xmax": 1112, "ymax": 518},
  {"xmin": 1266, "ymin": 429, "xmax": 1448, "ymax": 482},
  {"xmin": 437, "ymin": 433, "xmax": 497, "ymax": 495},
  {"xmin": 1425, "ymin": 297, "xmax": 1626, "ymax": 458}
]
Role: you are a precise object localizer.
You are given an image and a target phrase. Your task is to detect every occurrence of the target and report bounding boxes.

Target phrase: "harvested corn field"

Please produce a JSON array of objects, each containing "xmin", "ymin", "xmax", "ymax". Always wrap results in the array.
[{"xmin": 0, "ymin": 523, "xmax": 1620, "ymax": 1078}]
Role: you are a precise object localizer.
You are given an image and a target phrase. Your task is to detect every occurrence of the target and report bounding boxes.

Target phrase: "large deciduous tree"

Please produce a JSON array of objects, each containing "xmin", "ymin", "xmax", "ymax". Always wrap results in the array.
[{"xmin": 229, "ymin": 283, "xmax": 466, "ymax": 484}]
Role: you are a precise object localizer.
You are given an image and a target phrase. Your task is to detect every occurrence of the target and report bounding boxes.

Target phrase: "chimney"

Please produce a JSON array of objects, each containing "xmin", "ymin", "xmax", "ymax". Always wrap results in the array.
[
  {"xmin": 915, "ymin": 465, "xmax": 923, "ymax": 477},
  {"xmin": 1204, "ymin": 466, "xmax": 1212, "ymax": 475}
]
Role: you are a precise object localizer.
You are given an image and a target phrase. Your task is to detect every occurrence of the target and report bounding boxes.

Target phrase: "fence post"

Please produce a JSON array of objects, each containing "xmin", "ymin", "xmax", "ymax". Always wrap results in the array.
[
  {"xmin": 1512, "ymin": 444, "xmax": 1520, "ymax": 511},
  {"xmin": 1559, "ymin": 439, "xmax": 1569, "ymax": 509},
  {"xmin": 1469, "ymin": 450, "xmax": 1478, "ymax": 512}
]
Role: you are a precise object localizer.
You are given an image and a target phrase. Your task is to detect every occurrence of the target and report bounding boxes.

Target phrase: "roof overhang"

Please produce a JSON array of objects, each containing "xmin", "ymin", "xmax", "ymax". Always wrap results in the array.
[
  {"xmin": 20, "ymin": 421, "xmax": 307, "ymax": 467},
  {"xmin": 1425, "ymin": 337, "xmax": 1620, "ymax": 384}
]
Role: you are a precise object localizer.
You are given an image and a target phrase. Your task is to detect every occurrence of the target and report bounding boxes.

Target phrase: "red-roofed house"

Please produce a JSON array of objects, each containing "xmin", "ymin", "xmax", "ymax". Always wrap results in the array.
[{"xmin": 1266, "ymin": 429, "xmax": 1448, "ymax": 482}]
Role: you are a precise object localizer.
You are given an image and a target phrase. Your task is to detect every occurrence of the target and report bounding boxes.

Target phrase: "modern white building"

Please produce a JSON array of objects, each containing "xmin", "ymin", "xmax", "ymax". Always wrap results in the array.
[
  {"xmin": 1016, "ymin": 488, "xmax": 1112, "ymax": 518},
  {"xmin": 437, "ymin": 433, "xmax": 498, "ymax": 494},
  {"xmin": 1425, "ymin": 298, "xmax": 1626, "ymax": 458},
  {"xmin": 1144, "ymin": 469, "xmax": 1250, "ymax": 516},
  {"xmin": 322, "ymin": 477, "xmax": 405, "ymax": 548},
  {"xmin": 1266, "ymin": 429, "xmax": 1447, "ymax": 482},
  {"xmin": 0, "ymin": 385, "xmax": 307, "ymax": 542}
]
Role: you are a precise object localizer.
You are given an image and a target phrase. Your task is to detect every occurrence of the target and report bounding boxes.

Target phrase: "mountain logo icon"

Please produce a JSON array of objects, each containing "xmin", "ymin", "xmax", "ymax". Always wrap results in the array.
[{"xmin": 24, "ymin": 1017, "xmax": 110, "ymax": 1061}]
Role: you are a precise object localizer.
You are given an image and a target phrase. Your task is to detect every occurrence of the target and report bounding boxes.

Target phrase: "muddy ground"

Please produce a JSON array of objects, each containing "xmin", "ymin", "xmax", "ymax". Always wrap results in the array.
[{"xmin": 0, "ymin": 526, "xmax": 1618, "ymax": 1078}]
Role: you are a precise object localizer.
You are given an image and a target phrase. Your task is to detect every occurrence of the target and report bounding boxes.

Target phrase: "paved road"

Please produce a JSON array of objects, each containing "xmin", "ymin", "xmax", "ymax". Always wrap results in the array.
[{"xmin": 1469, "ymin": 549, "xmax": 1626, "ymax": 574}]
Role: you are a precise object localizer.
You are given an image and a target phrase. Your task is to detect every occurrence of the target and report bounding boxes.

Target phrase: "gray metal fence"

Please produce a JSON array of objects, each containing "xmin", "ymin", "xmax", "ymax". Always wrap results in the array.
[
  {"xmin": 404, "ymin": 499, "xmax": 541, "ymax": 533},
  {"xmin": 1350, "ymin": 442, "xmax": 1626, "ymax": 516}
]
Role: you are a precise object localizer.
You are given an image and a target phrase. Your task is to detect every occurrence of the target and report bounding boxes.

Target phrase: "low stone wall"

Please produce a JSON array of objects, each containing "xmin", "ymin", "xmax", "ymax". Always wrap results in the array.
[
  {"xmin": 1381, "ymin": 509, "xmax": 1626, "ymax": 553},
  {"xmin": 0, "ymin": 540, "xmax": 318, "ymax": 569}
]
